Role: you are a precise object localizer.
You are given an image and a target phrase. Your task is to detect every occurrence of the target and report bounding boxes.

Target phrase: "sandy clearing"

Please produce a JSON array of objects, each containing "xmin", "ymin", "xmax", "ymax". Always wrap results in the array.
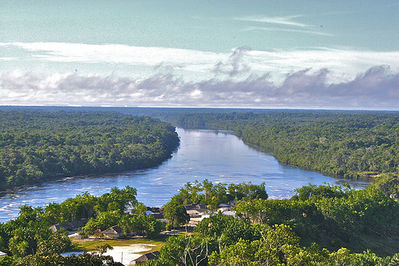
[{"xmin": 103, "ymin": 244, "xmax": 156, "ymax": 265}]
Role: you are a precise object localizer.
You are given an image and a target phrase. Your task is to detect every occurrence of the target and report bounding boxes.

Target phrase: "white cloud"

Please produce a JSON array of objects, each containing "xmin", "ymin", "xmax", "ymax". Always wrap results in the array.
[
  {"xmin": 1, "ymin": 42, "xmax": 399, "ymax": 84},
  {"xmin": 0, "ymin": 42, "xmax": 223, "ymax": 70},
  {"xmin": 213, "ymin": 46, "xmax": 251, "ymax": 77},
  {"xmin": 0, "ymin": 57, "xmax": 16, "ymax": 61},
  {"xmin": 247, "ymin": 48, "xmax": 399, "ymax": 83},
  {"xmin": 235, "ymin": 14, "xmax": 332, "ymax": 37},
  {"xmin": 235, "ymin": 15, "xmax": 310, "ymax": 28},
  {"xmin": 241, "ymin": 26, "xmax": 333, "ymax": 37}
]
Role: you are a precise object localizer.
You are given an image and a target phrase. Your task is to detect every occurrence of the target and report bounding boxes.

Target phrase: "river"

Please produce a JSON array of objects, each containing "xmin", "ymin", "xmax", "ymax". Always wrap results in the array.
[{"xmin": 0, "ymin": 128, "xmax": 368, "ymax": 222}]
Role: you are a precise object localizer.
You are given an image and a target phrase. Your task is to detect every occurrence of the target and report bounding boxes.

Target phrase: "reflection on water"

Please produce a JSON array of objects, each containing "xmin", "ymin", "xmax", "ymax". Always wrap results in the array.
[{"xmin": 0, "ymin": 128, "xmax": 368, "ymax": 222}]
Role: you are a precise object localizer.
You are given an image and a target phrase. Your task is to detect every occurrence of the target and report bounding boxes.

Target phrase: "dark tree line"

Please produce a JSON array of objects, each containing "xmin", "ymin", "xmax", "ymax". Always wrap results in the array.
[{"xmin": 0, "ymin": 111, "xmax": 179, "ymax": 191}]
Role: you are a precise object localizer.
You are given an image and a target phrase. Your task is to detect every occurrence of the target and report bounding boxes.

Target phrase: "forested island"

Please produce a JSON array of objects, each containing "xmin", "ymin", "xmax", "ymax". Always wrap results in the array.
[
  {"xmin": 169, "ymin": 111, "xmax": 399, "ymax": 180},
  {"xmin": 0, "ymin": 111, "xmax": 179, "ymax": 191}
]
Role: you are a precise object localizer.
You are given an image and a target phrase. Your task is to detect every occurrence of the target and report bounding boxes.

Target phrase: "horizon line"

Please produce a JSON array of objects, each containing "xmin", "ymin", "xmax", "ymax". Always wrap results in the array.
[{"xmin": 1, "ymin": 105, "xmax": 399, "ymax": 112}]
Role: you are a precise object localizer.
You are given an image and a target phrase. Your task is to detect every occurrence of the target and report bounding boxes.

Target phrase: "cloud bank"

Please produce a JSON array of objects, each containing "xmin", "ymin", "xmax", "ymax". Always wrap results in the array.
[
  {"xmin": 2, "ymin": 42, "xmax": 399, "ymax": 82},
  {"xmin": 1, "ymin": 43, "xmax": 399, "ymax": 109},
  {"xmin": 1, "ymin": 65, "xmax": 398, "ymax": 109}
]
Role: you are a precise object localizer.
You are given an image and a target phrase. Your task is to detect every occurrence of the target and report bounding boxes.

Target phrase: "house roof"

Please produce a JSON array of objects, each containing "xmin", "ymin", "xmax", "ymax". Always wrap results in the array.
[
  {"xmin": 222, "ymin": 211, "xmax": 236, "ymax": 217},
  {"xmin": 133, "ymin": 251, "xmax": 160, "ymax": 262},
  {"xmin": 103, "ymin": 225, "xmax": 123, "ymax": 234},
  {"xmin": 49, "ymin": 224, "xmax": 63, "ymax": 232},
  {"xmin": 184, "ymin": 204, "xmax": 207, "ymax": 210}
]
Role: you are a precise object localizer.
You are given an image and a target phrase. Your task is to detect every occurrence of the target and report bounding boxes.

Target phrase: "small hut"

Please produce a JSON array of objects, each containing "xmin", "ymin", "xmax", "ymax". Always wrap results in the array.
[
  {"xmin": 184, "ymin": 204, "xmax": 207, "ymax": 211},
  {"xmin": 49, "ymin": 224, "xmax": 64, "ymax": 233},
  {"xmin": 102, "ymin": 225, "xmax": 124, "ymax": 239},
  {"xmin": 131, "ymin": 251, "xmax": 160, "ymax": 264}
]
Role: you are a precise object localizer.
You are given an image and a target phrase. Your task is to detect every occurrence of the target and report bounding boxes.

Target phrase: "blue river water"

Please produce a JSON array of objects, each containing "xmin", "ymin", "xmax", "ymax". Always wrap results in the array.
[{"xmin": 0, "ymin": 128, "xmax": 368, "ymax": 222}]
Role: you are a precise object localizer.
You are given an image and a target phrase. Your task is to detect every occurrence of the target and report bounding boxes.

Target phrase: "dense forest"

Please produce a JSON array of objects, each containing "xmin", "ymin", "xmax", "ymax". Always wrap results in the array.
[
  {"xmin": 169, "ymin": 111, "xmax": 399, "ymax": 180},
  {"xmin": 0, "ymin": 181, "xmax": 398, "ymax": 265},
  {"xmin": 150, "ymin": 180, "xmax": 399, "ymax": 265},
  {"xmin": 0, "ymin": 111, "xmax": 179, "ymax": 191}
]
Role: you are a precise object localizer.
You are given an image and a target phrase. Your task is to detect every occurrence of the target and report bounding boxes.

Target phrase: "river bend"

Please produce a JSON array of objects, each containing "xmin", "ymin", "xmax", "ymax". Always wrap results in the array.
[{"xmin": 0, "ymin": 128, "xmax": 368, "ymax": 222}]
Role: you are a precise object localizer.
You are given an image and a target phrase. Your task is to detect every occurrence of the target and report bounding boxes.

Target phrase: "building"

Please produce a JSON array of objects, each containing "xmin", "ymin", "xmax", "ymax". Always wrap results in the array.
[
  {"xmin": 218, "ymin": 203, "xmax": 232, "ymax": 211},
  {"xmin": 102, "ymin": 225, "xmax": 124, "ymax": 239},
  {"xmin": 131, "ymin": 251, "xmax": 160, "ymax": 264},
  {"xmin": 49, "ymin": 224, "xmax": 64, "ymax": 233},
  {"xmin": 184, "ymin": 204, "xmax": 207, "ymax": 211}
]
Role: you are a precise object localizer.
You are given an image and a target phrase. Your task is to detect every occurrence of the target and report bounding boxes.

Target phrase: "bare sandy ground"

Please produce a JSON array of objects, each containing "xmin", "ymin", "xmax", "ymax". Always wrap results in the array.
[{"xmin": 103, "ymin": 244, "xmax": 156, "ymax": 265}]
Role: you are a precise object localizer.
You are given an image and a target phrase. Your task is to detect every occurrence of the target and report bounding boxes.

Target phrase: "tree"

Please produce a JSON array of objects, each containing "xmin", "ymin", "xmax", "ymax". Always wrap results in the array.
[
  {"xmin": 163, "ymin": 198, "xmax": 189, "ymax": 228},
  {"xmin": 158, "ymin": 235, "xmax": 213, "ymax": 266},
  {"xmin": 36, "ymin": 232, "xmax": 72, "ymax": 255}
]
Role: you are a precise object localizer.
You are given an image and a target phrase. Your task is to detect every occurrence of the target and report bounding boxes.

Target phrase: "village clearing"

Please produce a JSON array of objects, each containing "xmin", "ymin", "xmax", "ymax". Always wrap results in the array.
[{"xmin": 73, "ymin": 239, "xmax": 164, "ymax": 265}]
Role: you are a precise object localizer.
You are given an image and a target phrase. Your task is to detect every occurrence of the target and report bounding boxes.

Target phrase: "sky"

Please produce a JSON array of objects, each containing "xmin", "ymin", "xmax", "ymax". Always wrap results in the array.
[{"xmin": 0, "ymin": 0, "xmax": 398, "ymax": 109}]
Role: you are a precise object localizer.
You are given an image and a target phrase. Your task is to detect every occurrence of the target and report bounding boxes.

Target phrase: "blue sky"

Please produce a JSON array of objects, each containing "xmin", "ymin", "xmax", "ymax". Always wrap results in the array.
[{"xmin": 1, "ymin": 0, "xmax": 399, "ymax": 109}]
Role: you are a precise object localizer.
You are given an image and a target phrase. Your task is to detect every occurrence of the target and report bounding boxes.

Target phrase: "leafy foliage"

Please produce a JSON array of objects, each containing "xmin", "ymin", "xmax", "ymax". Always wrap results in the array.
[
  {"xmin": 150, "ymin": 220, "xmax": 398, "ymax": 266},
  {"xmin": 162, "ymin": 180, "xmax": 268, "ymax": 228},
  {"xmin": 149, "ymin": 182, "xmax": 399, "ymax": 265},
  {"xmin": 1, "ymin": 182, "xmax": 399, "ymax": 265},
  {"xmin": 235, "ymin": 184, "xmax": 399, "ymax": 254},
  {"xmin": 167, "ymin": 180, "xmax": 268, "ymax": 209},
  {"xmin": 163, "ymin": 198, "xmax": 190, "ymax": 228},
  {"xmin": 0, "ymin": 186, "xmax": 162, "ymax": 265}
]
